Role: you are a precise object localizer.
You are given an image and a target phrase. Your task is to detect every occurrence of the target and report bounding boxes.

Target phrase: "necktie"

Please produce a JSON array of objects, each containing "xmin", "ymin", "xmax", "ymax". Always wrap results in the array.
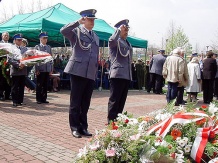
[{"xmin": 89, "ymin": 31, "xmax": 92, "ymax": 35}]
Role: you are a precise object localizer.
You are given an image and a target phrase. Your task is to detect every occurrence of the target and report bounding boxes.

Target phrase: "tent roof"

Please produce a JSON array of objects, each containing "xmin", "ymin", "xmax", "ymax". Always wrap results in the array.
[{"xmin": 0, "ymin": 3, "xmax": 147, "ymax": 48}]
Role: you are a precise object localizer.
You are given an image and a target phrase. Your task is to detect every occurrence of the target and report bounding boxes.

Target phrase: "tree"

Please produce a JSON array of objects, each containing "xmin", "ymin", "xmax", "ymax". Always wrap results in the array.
[
  {"xmin": 211, "ymin": 30, "xmax": 218, "ymax": 53},
  {"xmin": 165, "ymin": 21, "xmax": 192, "ymax": 55}
]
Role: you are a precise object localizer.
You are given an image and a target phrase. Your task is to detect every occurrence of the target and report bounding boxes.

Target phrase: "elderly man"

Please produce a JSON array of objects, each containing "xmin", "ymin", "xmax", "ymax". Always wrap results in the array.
[
  {"xmin": 60, "ymin": 9, "xmax": 99, "ymax": 138},
  {"xmin": 0, "ymin": 32, "xmax": 11, "ymax": 101},
  {"xmin": 162, "ymin": 48, "xmax": 185, "ymax": 103},
  {"xmin": 35, "ymin": 32, "xmax": 53, "ymax": 104},
  {"xmin": 176, "ymin": 48, "xmax": 189, "ymax": 106},
  {"xmin": 107, "ymin": 19, "xmax": 132, "ymax": 123}
]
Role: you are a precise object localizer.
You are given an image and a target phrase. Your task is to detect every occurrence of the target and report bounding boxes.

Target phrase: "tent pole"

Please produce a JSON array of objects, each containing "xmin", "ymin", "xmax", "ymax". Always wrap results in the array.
[{"xmin": 99, "ymin": 41, "xmax": 105, "ymax": 91}]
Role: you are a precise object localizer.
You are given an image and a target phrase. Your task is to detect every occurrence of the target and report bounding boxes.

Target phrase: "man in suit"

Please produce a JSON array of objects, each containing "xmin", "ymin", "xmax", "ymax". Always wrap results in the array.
[
  {"xmin": 0, "ymin": 32, "xmax": 11, "ymax": 101},
  {"xmin": 60, "ymin": 9, "xmax": 99, "ymax": 138},
  {"xmin": 7, "ymin": 34, "xmax": 27, "ymax": 107},
  {"xmin": 202, "ymin": 51, "xmax": 217, "ymax": 104},
  {"xmin": 149, "ymin": 50, "xmax": 166, "ymax": 94},
  {"xmin": 35, "ymin": 32, "xmax": 53, "ymax": 104},
  {"xmin": 107, "ymin": 19, "xmax": 133, "ymax": 123}
]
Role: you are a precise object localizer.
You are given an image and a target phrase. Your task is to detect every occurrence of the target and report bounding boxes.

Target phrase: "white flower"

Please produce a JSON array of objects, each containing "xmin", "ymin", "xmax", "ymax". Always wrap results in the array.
[
  {"xmin": 117, "ymin": 113, "xmax": 128, "ymax": 121},
  {"xmin": 184, "ymin": 145, "xmax": 192, "ymax": 153},
  {"xmin": 160, "ymin": 140, "xmax": 169, "ymax": 147},
  {"xmin": 209, "ymin": 103, "xmax": 218, "ymax": 116},
  {"xmin": 128, "ymin": 118, "xmax": 138, "ymax": 125},
  {"xmin": 130, "ymin": 133, "xmax": 141, "ymax": 141},
  {"xmin": 175, "ymin": 153, "xmax": 185, "ymax": 163},
  {"xmin": 89, "ymin": 141, "xmax": 100, "ymax": 151},
  {"xmin": 138, "ymin": 121, "xmax": 147, "ymax": 131},
  {"xmin": 77, "ymin": 146, "xmax": 87, "ymax": 158},
  {"xmin": 155, "ymin": 113, "xmax": 172, "ymax": 121},
  {"xmin": 111, "ymin": 130, "xmax": 122, "ymax": 138}
]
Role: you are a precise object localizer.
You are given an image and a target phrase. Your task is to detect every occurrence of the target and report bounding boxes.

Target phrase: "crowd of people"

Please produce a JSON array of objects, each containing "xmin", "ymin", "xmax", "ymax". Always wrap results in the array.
[{"xmin": 1, "ymin": 8, "xmax": 218, "ymax": 139}]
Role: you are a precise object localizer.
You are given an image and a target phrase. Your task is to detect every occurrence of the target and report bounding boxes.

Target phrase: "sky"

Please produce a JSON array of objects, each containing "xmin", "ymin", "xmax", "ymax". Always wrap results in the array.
[{"xmin": 0, "ymin": 0, "xmax": 218, "ymax": 52}]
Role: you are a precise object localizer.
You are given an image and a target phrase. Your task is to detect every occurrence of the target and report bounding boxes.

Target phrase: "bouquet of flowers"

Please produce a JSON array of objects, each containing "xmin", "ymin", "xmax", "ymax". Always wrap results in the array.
[
  {"xmin": 0, "ymin": 43, "xmax": 53, "ymax": 66},
  {"xmin": 0, "ymin": 58, "xmax": 10, "ymax": 85},
  {"xmin": 76, "ymin": 102, "xmax": 218, "ymax": 163},
  {"xmin": 0, "ymin": 43, "xmax": 20, "ymax": 58},
  {"xmin": 20, "ymin": 49, "xmax": 53, "ymax": 66}
]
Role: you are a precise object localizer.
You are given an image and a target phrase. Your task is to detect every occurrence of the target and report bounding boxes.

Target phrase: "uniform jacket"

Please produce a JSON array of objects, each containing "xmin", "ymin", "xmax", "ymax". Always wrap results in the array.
[
  {"xmin": 162, "ymin": 54, "xmax": 185, "ymax": 83},
  {"xmin": 149, "ymin": 54, "xmax": 166, "ymax": 75},
  {"xmin": 8, "ymin": 46, "xmax": 27, "ymax": 76},
  {"xmin": 202, "ymin": 57, "xmax": 217, "ymax": 79},
  {"xmin": 60, "ymin": 21, "xmax": 99, "ymax": 81},
  {"xmin": 109, "ymin": 29, "xmax": 133, "ymax": 80},
  {"xmin": 35, "ymin": 44, "xmax": 53, "ymax": 72}
]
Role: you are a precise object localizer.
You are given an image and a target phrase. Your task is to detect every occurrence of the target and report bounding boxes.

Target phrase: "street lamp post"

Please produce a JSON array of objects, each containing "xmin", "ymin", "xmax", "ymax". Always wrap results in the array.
[{"xmin": 206, "ymin": 46, "xmax": 209, "ymax": 52}]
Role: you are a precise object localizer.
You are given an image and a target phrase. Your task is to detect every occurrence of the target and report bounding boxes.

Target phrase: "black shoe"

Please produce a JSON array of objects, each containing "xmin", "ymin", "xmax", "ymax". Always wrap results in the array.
[
  {"xmin": 13, "ymin": 103, "xmax": 18, "ymax": 107},
  {"xmin": 37, "ymin": 101, "xmax": 42, "ymax": 104},
  {"xmin": 18, "ymin": 103, "xmax": 26, "ymax": 106},
  {"xmin": 79, "ymin": 129, "xmax": 92, "ymax": 137},
  {"xmin": 42, "ymin": 101, "xmax": 49, "ymax": 103},
  {"xmin": 72, "ymin": 131, "xmax": 82, "ymax": 138}
]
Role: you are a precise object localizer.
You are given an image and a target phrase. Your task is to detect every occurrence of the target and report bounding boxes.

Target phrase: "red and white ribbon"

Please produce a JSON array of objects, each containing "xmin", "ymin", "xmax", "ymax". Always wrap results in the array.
[{"xmin": 191, "ymin": 127, "xmax": 211, "ymax": 163}]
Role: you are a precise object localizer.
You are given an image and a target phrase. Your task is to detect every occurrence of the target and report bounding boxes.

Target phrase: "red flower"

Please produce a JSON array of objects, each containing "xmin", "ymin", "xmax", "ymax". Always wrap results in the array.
[
  {"xmin": 112, "ymin": 125, "xmax": 118, "ymax": 130},
  {"xmin": 111, "ymin": 122, "xmax": 118, "ymax": 130},
  {"xmin": 170, "ymin": 153, "xmax": 176, "ymax": 159},
  {"xmin": 212, "ymin": 140, "xmax": 218, "ymax": 144},
  {"xmin": 201, "ymin": 105, "xmax": 207, "ymax": 109},
  {"xmin": 196, "ymin": 118, "xmax": 207, "ymax": 126},
  {"xmin": 210, "ymin": 131, "xmax": 216, "ymax": 139},
  {"xmin": 171, "ymin": 129, "xmax": 182, "ymax": 140},
  {"xmin": 3, "ymin": 61, "xmax": 7, "ymax": 66},
  {"xmin": 125, "ymin": 119, "xmax": 129, "ymax": 124}
]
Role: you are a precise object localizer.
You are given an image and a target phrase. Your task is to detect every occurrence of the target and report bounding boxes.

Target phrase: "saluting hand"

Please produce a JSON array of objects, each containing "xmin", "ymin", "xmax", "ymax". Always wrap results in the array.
[
  {"xmin": 119, "ymin": 24, "xmax": 128, "ymax": 32},
  {"xmin": 78, "ymin": 17, "xmax": 86, "ymax": 24}
]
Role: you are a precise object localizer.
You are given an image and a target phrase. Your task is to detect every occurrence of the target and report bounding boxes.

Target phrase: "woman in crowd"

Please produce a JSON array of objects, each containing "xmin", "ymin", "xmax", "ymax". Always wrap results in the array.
[{"xmin": 186, "ymin": 57, "xmax": 201, "ymax": 102}]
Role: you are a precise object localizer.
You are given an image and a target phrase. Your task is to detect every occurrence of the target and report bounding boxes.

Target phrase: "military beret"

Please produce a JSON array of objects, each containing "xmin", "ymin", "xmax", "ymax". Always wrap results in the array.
[
  {"xmin": 39, "ymin": 32, "xmax": 48, "ymax": 38},
  {"xmin": 13, "ymin": 33, "xmax": 23, "ymax": 40},
  {"xmin": 80, "ymin": 9, "xmax": 97, "ymax": 19},
  {"xmin": 114, "ymin": 19, "xmax": 129, "ymax": 28}
]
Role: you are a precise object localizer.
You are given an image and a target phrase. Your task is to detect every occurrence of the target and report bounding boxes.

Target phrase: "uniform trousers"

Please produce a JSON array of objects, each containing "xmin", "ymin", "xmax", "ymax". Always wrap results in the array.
[
  {"xmin": 36, "ymin": 72, "xmax": 49, "ymax": 102},
  {"xmin": 166, "ymin": 82, "xmax": 178, "ymax": 103},
  {"xmin": 108, "ymin": 78, "xmax": 130, "ymax": 122},
  {"xmin": 11, "ymin": 75, "xmax": 25, "ymax": 104},
  {"xmin": 69, "ymin": 75, "xmax": 94, "ymax": 132},
  {"xmin": 202, "ymin": 79, "xmax": 214, "ymax": 103}
]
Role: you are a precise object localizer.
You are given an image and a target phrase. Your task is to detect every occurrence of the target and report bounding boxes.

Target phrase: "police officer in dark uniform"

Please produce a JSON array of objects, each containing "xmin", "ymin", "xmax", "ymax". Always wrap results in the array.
[
  {"xmin": 107, "ymin": 19, "xmax": 133, "ymax": 123},
  {"xmin": 35, "ymin": 32, "xmax": 53, "ymax": 104},
  {"xmin": 60, "ymin": 9, "xmax": 99, "ymax": 138},
  {"xmin": 7, "ymin": 34, "xmax": 27, "ymax": 107},
  {"xmin": 0, "ymin": 32, "xmax": 11, "ymax": 101}
]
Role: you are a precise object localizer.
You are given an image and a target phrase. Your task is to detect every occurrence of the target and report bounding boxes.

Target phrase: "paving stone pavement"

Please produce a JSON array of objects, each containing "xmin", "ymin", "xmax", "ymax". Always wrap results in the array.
[{"xmin": 0, "ymin": 89, "xmax": 206, "ymax": 162}]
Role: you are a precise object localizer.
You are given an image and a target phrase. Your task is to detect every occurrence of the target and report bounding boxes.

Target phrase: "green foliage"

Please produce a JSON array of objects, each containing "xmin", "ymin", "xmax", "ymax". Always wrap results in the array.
[{"xmin": 166, "ymin": 25, "xmax": 192, "ymax": 55}]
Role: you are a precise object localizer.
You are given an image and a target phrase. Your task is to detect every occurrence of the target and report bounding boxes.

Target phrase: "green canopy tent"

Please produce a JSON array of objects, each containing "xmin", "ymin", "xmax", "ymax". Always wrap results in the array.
[{"xmin": 0, "ymin": 3, "xmax": 147, "ymax": 48}]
